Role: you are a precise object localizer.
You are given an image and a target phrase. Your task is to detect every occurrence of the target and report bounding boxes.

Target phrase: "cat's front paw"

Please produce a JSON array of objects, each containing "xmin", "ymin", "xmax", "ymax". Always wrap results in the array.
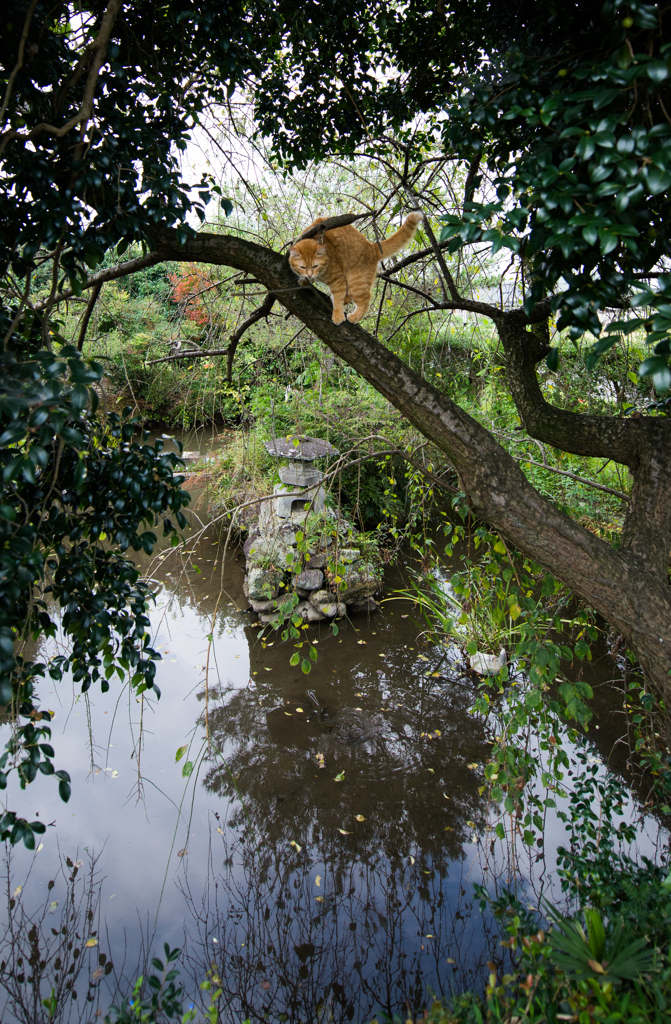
[{"xmin": 332, "ymin": 312, "xmax": 346, "ymax": 325}]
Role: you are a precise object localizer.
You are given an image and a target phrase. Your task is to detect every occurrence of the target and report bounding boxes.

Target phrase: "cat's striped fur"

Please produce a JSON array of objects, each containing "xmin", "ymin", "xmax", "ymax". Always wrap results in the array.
[{"xmin": 288, "ymin": 211, "xmax": 423, "ymax": 324}]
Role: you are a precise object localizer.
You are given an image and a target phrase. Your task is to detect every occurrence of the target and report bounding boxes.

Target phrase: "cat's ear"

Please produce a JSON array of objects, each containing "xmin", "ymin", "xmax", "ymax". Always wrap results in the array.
[
  {"xmin": 288, "ymin": 247, "xmax": 300, "ymax": 256},
  {"xmin": 315, "ymin": 245, "xmax": 327, "ymax": 255}
]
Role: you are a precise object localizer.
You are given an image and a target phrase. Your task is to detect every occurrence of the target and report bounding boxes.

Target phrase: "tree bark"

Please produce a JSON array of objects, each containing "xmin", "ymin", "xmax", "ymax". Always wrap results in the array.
[{"xmin": 151, "ymin": 227, "xmax": 671, "ymax": 700}]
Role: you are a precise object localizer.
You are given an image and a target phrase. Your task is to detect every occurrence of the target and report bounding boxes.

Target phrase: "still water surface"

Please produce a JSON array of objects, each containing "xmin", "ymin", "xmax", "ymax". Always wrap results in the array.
[{"xmin": 0, "ymin": 457, "xmax": 665, "ymax": 1022}]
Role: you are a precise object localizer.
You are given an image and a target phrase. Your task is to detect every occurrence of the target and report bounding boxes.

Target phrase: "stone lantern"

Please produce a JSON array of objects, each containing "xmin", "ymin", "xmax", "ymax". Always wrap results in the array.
[{"xmin": 264, "ymin": 434, "xmax": 339, "ymax": 519}]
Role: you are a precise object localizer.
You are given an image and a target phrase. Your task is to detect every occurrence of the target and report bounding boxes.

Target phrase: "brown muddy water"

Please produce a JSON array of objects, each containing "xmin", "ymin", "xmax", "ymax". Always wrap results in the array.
[{"xmin": 0, "ymin": 432, "xmax": 666, "ymax": 1023}]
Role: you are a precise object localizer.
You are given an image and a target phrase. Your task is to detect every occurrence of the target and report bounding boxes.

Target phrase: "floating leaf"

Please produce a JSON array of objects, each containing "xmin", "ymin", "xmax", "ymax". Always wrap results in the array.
[
  {"xmin": 284, "ymin": 712, "xmax": 293, "ymax": 716},
  {"xmin": 48, "ymin": 900, "xmax": 58, "ymax": 913},
  {"xmin": 409, "ymin": 856, "xmax": 415, "ymax": 865},
  {"xmin": 338, "ymin": 829, "xmax": 352, "ymax": 835},
  {"xmin": 216, "ymin": 827, "xmax": 224, "ymax": 834},
  {"xmin": 182, "ymin": 760, "xmax": 194, "ymax": 778},
  {"xmin": 357, "ymin": 640, "xmax": 366, "ymax": 645},
  {"xmin": 91, "ymin": 967, "xmax": 105, "ymax": 982},
  {"xmin": 355, "ymin": 815, "xmax": 365, "ymax": 822},
  {"xmin": 315, "ymin": 896, "xmax": 324, "ymax": 902},
  {"xmin": 315, "ymin": 875, "xmax": 321, "ymax": 887},
  {"xmin": 177, "ymin": 848, "xmax": 187, "ymax": 858},
  {"xmin": 85, "ymin": 937, "xmax": 98, "ymax": 948},
  {"xmin": 290, "ymin": 840, "xmax": 302, "ymax": 852},
  {"xmin": 295, "ymin": 707, "xmax": 304, "ymax": 713},
  {"xmin": 334, "ymin": 771, "xmax": 345, "ymax": 782},
  {"xmin": 446, "ymin": 958, "xmax": 456, "ymax": 964},
  {"xmin": 111, "ymin": 770, "xmax": 118, "ymax": 777}
]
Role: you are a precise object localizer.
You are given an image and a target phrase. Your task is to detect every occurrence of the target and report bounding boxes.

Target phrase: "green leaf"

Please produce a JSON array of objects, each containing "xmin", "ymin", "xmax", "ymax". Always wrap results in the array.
[
  {"xmin": 175, "ymin": 745, "xmax": 187, "ymax": 762},
  {"xmin": 545, "ymin": 347, "xmax": 559, "ymax": 371},
  {"xmin": 301, "ymin": 659, "xmax": 311, "ymax": 675},
  {"xmin": 646, "ymin": 167, "xmax": 671, "ymax": 195},
  {"xmin": 290, "ymin": 652, "xmax": 300, "ymax": 666},
  {"xmin": 182, "ymin": 760, "xmax": 194, "ymax": 778}
]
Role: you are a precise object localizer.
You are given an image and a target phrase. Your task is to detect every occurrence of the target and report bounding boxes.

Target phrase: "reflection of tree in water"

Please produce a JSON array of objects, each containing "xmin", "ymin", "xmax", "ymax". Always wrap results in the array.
[
  {"xmin": 185, "ymin": 634, "xmax": 505, "ymax": 1020},
  {"xmin": 179, "ymin": 833, "xmax": 513, "ymax": 1024},
  {"xmin": 201, "ymin": 635, "xmax": 491, "ymax": 866}
]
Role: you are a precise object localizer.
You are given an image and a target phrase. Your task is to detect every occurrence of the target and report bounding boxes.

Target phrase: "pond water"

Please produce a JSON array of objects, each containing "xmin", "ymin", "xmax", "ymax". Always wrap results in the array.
[{"xmin": 0, "ymin": 437, "xmax": 666, "ymax": 1023}]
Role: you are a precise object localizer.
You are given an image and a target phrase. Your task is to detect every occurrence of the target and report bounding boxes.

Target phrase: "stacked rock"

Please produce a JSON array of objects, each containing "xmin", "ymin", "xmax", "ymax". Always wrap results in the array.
[{"xmin": 241, "ymin": 435, "xmax": 382, "ymax": 624}]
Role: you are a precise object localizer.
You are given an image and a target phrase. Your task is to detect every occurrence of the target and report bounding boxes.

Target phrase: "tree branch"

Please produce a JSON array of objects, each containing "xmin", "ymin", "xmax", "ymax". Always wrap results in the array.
[
  {"xmin": 33, "ymin": 253, "xmax": 162, "ymax": 311},
  {"xmin": 76, "ymin": 280, "xmax": 102, "ymax": 351},
  {"xmin": 226, "ymin": 292, "xmax": 275, "ymax": 381},
  {"xmin": 144, "ymin": 225, "xmax": 671, "ymax": 695},
  {"xmin": 0, "ymin": 0, "xmax": 122, "ymax": 157}
]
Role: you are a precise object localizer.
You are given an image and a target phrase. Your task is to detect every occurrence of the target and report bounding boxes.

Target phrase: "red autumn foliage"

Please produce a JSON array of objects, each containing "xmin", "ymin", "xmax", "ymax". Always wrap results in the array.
[{"xmin": 169, "ymin": 264, "xmax": 216, "ymax": 325}]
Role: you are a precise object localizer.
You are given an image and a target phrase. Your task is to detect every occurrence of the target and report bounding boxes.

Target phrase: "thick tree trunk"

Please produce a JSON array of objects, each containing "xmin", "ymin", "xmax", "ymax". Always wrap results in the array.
[{"xmin": 152, "ymin": 228, "xmax": 671, "ymax": 700}]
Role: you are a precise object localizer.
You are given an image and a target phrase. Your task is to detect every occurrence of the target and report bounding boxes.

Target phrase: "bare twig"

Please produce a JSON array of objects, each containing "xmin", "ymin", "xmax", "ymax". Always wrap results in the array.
[{"xmin": 513, "ymin": 455, "xmax": 629, "ymax": 502}]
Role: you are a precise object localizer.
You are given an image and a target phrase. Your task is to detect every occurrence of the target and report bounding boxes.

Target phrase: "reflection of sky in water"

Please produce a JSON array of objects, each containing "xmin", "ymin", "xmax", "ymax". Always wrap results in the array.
[{"xmin": 0, "ymin": 513, "xmax": 666, "ymax": 1022}]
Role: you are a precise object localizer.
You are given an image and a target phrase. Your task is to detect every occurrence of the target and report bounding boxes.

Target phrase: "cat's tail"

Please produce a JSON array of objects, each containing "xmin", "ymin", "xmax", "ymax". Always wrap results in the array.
[{"xmin": 378, "ymin": 210, "xmax": 424, "ymax": 258}]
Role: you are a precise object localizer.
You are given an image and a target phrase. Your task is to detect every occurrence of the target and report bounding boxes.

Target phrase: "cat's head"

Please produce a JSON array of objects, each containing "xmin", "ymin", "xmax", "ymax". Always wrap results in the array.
[{"xmin": 288, "ymin": 240, "xmax": 328, "ymax": 284}]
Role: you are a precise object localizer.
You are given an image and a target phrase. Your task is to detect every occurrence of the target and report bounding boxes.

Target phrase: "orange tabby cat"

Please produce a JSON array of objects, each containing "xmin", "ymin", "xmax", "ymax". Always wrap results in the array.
[{"xmin": 288, "ymin": 211, "xmax": 423, "ymax": 324}]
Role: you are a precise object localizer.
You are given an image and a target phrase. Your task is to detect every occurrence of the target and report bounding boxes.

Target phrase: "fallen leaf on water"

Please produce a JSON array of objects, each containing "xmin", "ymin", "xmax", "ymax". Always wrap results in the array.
[
  {"xmin": 409, "ymin": 856, "xmax": 415, "ymax": 865},
  {"xmin": 354, "ymin": 707, "xmax": 363, "ymax": 711},
  {"xmin": 466, "ymin": 820, "xmax": 476, "ymax": 828},
  {"xmin": 446, "ymin": 958, "xmax": 456, "ymax": 964},
  {"xmin": 357, "ymin": 640, "xmax": 366, "ymax": 645},
  {"xmin": 444, "ymin": 826, "xmax": 453, "ymax": 831},
  {"xmin": 48, "ymin": 900, "xmax": 58, "ymax": 912},
  {"xmin": 295, "ymin": 707, "xmax": 304, "ymax": 713},
  {"xmin": 355, "ymin": 693, "xmax": 363, "ymax": 697},
  {"xmin": 177, "ymin": 848, "xmax": 187, "ymax": 858},
  {"xmin": 418, "ymin": 655, "xmax": 429, "ymax": 662},
  {"xmin": 443, "ymin": 793, "xmax": 450, "ymax": 800},
  {"xmin": 426, "ymin": 934, "xmax": 434, "ymax": 938},
  {"xmin": 261, "ymin": 979, "xmax": 271, "ymax": 990},
  {"xmin": 338, "ymin": 829, "xmax": 352, "ymax": 835},
  {"xmin": 284, "ymin": 712, "xmax": 293, "ymax": 716},
  {"xmin": 264, "ymin": 667, "xmax": 272, "ymax": 671},
  {"xmin": 91, "ymin": 967, "xmax": 105, "ymax": 982},
  {"xmin": 355, "ymin": 815, "xmax": 365, "ymax": 822},
  {"xmin": 427, "ymin": 768, "xmax": 435, "ymax": 773},
  {"xmin": 12, "ymin": 886, "xmax": 21, "ymax": 899},
  {"xmin": 217, "ymin": 827, "xmax": 224, "ymax": 834},
  {"xmin": 290, "ymin": 840, "xmax": 302, "ymax": 852},
  {"xmin": 315, "ymin": 875, "xmax": 321, "ymax": 887},
  {"xmin": 466, "ymin": 763, "xmax": 479, "ymax": 770},
  {"xmin": 111, "ymin": 770, "xmax": 119, "ymax": 777},
  {"xmin": 315, "ymin": 896, "xmax": 324, "ymax": 902},
  {"xmin": 401, "ymin": 614, "xmax": 409, "ymax": 619},
  {"xmin": 36, "ymin": 843, "xmax": 43, "ymax": 853},
  {"xmin": 334, "ymin": 771, "xmax": 345, "ymax": 782},
  {"xmin": 85, "ymin": 937, "xmax": 98, "ymax": 948}
]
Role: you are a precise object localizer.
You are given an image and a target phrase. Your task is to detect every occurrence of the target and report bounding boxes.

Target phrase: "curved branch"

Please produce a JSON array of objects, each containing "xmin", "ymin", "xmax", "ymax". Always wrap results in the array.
[
  {"xmin": 33, "ymin": 253, "xmax": 162, "ymax": 311},
  {"xmin": 226, "ymin": 292, "xmax": 275, "ymax": 381},
  {"xmin": 0, "ymin": 0, "xmax": 122, "ymax": 157}
]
